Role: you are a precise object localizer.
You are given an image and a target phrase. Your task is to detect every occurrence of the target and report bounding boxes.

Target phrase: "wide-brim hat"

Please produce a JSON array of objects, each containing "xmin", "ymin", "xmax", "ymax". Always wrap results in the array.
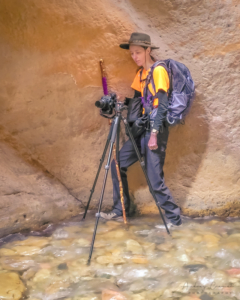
[{"xmin": 120, "ymin": 32, "xmax": 159, "ymax": 50}]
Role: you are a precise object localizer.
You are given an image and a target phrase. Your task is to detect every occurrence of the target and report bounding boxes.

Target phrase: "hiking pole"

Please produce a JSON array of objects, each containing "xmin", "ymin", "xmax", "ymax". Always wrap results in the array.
[
  {"xmin": 113, "ymin": 144, "xmax": 127, "ymax": 224},
  {"xmin": 100, "ymin": 59, "xmax": 108, "ymax": 96},
  {"xmin": 122, "ymin": 116, "xmax": 170, "ymax": 235},
  {"xmin": 87, "ymin": 114, "xmax": 121, "ymax": 265},
  {"xmin": 83, "ymin": 122, "xmax": 114, "ymax": 220}
]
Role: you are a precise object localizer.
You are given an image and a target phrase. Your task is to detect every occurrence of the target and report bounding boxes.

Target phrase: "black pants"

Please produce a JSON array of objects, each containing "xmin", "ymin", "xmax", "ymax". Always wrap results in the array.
[{"xmin": 111, "ymin": 126, "xmax": 182, "ymax": 225}]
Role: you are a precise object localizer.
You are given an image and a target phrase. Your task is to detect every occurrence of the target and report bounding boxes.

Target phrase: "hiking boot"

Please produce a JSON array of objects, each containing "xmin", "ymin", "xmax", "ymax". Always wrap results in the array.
[
  {"xmin": 167, "ymin": 223, "xmax": 182, "ymax": 229},
  {"xmin": 155, "ymin": 222, "xmax": 182, "ymax": 230},
  {"xmin": 98, "ymin": 211, "xmax": 123, "ymax": 220}
]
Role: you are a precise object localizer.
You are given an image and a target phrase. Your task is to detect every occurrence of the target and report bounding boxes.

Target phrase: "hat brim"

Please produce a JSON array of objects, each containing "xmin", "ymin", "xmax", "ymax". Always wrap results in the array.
[{"xmin": 119, "ymin": 43, "xmax": 159, "ymax": 50}]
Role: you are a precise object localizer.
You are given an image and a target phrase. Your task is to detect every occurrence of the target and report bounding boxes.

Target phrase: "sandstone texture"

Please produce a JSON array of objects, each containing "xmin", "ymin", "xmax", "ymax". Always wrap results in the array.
[{"xmin": 0, "ymin": 0, "xmax": 239, "ymax": 236}]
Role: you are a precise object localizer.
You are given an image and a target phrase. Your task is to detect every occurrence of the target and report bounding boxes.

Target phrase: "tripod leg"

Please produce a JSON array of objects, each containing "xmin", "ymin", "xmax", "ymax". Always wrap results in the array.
[
  {"xmin": 122, "ymin": 117, "xmax": 170, "ymax": 235},
  {"xmin": 87, "ymin": 116, "xmax": 120, "ymax": 265},
  {"xmin": 83, "ymin": 122, "xmax": 114, "ymax": 220}
]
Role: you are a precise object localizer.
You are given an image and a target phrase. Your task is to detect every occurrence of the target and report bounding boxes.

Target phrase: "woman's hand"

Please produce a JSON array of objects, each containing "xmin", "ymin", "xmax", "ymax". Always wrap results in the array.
[{"xmin": 148, "ymin": 132, "xmax": 158, "ymax": 150}]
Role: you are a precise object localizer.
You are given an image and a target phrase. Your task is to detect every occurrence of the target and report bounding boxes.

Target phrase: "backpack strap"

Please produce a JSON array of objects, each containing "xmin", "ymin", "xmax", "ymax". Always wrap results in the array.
[{"xmin": 148, "ymin": 61, "xmax": 172, "ymax": 97}]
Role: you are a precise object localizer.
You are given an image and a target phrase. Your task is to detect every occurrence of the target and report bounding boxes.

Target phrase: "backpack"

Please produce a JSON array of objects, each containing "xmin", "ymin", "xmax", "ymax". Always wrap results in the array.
[{"xmin": 142, "ymin": 59, "xmax": 195, "ymax": 126}]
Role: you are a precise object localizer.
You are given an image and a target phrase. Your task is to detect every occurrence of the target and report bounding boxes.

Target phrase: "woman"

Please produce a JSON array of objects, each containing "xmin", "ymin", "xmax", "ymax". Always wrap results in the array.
[{"xmin": 100, "ymin": 32, "xmax": 182, "ymax": 227}]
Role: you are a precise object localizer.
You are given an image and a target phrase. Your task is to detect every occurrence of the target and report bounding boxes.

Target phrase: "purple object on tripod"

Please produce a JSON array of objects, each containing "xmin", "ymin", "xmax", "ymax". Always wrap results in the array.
[
  {"xmin": 100, "ymin": 59, "xmax": 108, "ymax": 95},
  {"xmin": 102, "ymin": 77, "xmax": 108, "ymax": 95}
]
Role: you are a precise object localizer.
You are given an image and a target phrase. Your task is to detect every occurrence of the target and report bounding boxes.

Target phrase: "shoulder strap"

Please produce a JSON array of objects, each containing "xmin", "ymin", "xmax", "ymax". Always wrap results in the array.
[{"xmin": 148, "ymin": 61, "xmax": 170, "ymax": 96}]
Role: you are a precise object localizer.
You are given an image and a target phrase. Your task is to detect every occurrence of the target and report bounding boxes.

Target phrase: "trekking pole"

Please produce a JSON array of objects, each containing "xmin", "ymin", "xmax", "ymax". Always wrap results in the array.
[
  {"xmin": 100, "ymin": 59, "xmax": 108, "ymax": 96},
  {"xmin": 113, "ymin": 144, "xmax": 127, "ymax": 224}
]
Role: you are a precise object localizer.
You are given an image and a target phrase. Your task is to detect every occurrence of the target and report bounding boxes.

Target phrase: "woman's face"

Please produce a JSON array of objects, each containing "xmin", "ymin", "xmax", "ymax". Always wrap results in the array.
[{"xmin": 129, "ymin": 45, "xmax": 148, "ymax": 67}]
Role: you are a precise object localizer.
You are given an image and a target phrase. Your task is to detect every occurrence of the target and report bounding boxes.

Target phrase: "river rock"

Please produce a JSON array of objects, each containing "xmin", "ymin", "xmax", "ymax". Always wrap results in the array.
[
  {"xmin": 103, "ymin": 230, "xmax": 128, "ymax": 240},
  {"xmin": 21, "ymin": 267, "xmax": 37, "ymax": 281},
  {"xmin": 33, "ymin": 269, "xmax": 51, "ymax": 282},
  {"xmin": 96, "ymin": 256, "xmax": 125, "ymax": 265},
  {"xmin": 226, "ymin": 268, "xmax": 240, "ymax": 276},
  {"xmin": 0, "ymin": 248, "xmax": 16, "ymax": 256},
  {"xmin": 102, "ymin": 289, "xmax": 127, "ymax": 300},
  {"xmin": 126, "ymin": 240, "xmax": 143, "ymax": 255},
  {"xmin": 72, "ymin": 296, "xmax": 99, "ymax": 300},
  {"xmin": 9, "ymin": 237, "xmax": 50, "ymax": 248},
  {"xmin": 221, "ymin": 241, "xmax": 240, "ymax": 250},
  {"xmin": 192, "ymin": 235, "xmax": 203, "ymax": 243},
  {"xmin": 202, "ymin": 234, "xmax": 221, "ymax": 243},
  {"xmin": 180, "ymin": 296, "xmax": 201, "ymax": 300},
  {"xmin": 0, "ymin": 272, "xmax": 25, "ymax": 300},
  {"xmin": 131, "ymin": 295, "xmax": 144, "ymax": 300},
  {"xmin": 45, "ymin": 280, "xmax": 71, "ymax": 294},
  {"xmin": 51, "ymin": 239, "xmax": 75, "ymax": 248},
  {"xmin": 157, "ymin": 242, "xmax": 174, "ymax": 252},
  {"xmin": 131, "ymin": 255, "xmax": 148, "ymax": 264},
  {"xmin": 142, "ymin": 242, "xmax": 155, "ymax": 254},
  {"xmin": 11, "ymin": 246, "xmax": 42, "ymax": 256},
  {"xmin": 0, "ymin": 256, "xmax": 35, "ymax": 271}
]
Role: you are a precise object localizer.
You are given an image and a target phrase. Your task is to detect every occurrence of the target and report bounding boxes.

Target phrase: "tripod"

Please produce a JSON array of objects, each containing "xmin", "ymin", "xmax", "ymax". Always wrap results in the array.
[{"xmin": 83, "ymin": 101, "xmax": 170, "ymax": 265}]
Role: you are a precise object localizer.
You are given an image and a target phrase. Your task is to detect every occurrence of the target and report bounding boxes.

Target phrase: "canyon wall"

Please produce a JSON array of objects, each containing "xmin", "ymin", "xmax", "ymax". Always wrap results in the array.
[{"xmin": 0, "ymin": 0, "xmax": 239, "ymax": 236}]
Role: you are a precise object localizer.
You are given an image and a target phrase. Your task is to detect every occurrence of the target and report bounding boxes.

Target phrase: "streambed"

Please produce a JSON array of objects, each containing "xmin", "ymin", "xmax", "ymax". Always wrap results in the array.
[{"xmin": 0, "ymin": 214, "xmax": 240, "ymax": 300}]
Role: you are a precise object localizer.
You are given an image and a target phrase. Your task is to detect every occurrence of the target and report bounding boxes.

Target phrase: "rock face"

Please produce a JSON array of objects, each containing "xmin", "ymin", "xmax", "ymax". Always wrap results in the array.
[
  {"xmin": 0, "ymin": 0, "xmax": 239, "ymax": 235},
  {"xmin": 0, "ymin": 134, "xmax": 83, "ymax": 237}
]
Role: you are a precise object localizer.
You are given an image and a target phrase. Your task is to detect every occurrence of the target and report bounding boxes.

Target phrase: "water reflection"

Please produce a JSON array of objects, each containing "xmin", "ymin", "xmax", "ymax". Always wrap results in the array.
[{"xmin": 0, "ymin": 215, "xmax": 240, "ymax": 300}]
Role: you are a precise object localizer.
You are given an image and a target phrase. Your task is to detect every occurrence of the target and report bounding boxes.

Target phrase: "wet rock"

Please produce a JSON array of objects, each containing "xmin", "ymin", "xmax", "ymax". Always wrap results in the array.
[
  {"xmin": 106, "ymin": 221, "xmax": 122, "ymax": 229},
  {"xmin": 45, "ymin": 280, "xmax": 71, "ymax": 295},
  {"xmin": 221, "ymin": 241, "xmax": 240, "ymax": 250},
  {"xmin": 72, "ymin": 296, "xmax": 99, "ymax": 300},
  {"xmin": 226, "ymin": 268, "xmax": 240, "ymax": 276},
  {"xmin": 157, "ymin": 242, "xmax": 174, "ymax": 252},
  {"xmin": 0, "ymin": 272, "xmax": 25, "ymax": 300},
  {"xmin": 9, "ymin": 237, "xmax": 50, "ymax": 248},
  {"xmin": 11, "ymin": 246, "xmax": 42, "ymax": 256},
  {"xmin": 52, "ymin": 228, "xmax": 69, "ymax": 239},
  {"xmin": 75, "ymin": 238, "xmax": 90, "ymax": 247},
  {"xmin": 33, "ymin": 269, "xmax": 51, "ymax": 282},
  {"xmin": 131, "ymin": 295, "xmax": 144, "ymax": 300},
  {"xmin": 0, "ymin": 256, "xmax": 35, "ymax": 271},
  {"xmin": 126, "ymin": 240, "xmax": 143, "ymax": 255},
  {"xmin": 0, "ymin": 248, "xmax": 16, "ymax": 256},
  {"xmin": 103, "ymin": 230, "xmax": 128, "ymax": 240},
  {"xmin": 51, "ymin": 239, "xmax": 75, "ymax": 247},
  {"xmin": 58, "ymin": 263, "xmax": 68, "ymax": 270},
  {"xmin": 231, "ymin": 259, "xmax": 240, "ymax": 268},
  {"xmin": 142, "ymin": 242, "xmax": 155, "ymax": 254},
  {"xmin": 193, "ymin": 235, "xmax": 203, "ymax": 243},
  {"xmin": 96, "ymin": 256, "xmax": 125, "ymax": 265},
  {"xmin": 131, "ymin": 255, "xmax": 148, "ymax": 264},
  {"xmin": 180, "ymin": 296, "xmax": 201, "ymax": 300},
  {"xmin": 202, "ymin": 234, "xmax": 221, "ymax": 243},
  {"xmin": 21, "ymin": 267, "xmax": 38, "ymax": 281},
  {"xmin": 102, "ymin": 289, "xmax": 127, "ymax": 300},
  {"xmin": 183, "ymin": 264, "xmax": 207, "ymax": 273}
]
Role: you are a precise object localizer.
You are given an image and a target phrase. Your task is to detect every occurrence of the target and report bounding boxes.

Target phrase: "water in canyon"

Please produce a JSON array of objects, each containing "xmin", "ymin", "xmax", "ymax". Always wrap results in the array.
[{"xmin": 0, "ymin": 214, "xmax": 240, "ymax": 300}]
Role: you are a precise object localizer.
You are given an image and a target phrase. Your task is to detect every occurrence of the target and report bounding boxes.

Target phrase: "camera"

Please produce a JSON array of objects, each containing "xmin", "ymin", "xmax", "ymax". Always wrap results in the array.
[{"xmin": 95, "ymin": 93, "xmax": 117, "ymax": 115}]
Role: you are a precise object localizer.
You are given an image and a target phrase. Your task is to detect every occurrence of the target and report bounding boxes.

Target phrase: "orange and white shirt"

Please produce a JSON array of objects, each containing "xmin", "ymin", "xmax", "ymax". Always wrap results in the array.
[{"xmin": 131, "ymin": 66, "xmax": 169, "ymax": 108}]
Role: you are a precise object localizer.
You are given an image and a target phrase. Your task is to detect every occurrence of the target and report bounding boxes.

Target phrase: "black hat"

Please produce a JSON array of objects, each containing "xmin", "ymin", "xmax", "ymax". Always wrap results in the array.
[{"xmin": 120, "ymin": 32, "xmax": 159, "ymax": 50}]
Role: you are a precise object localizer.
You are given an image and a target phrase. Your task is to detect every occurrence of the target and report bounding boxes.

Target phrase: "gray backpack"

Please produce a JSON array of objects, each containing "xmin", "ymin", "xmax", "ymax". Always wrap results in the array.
[{"xmin": 141, "ymin": 59, "xmax": 195, "ymax": 126}]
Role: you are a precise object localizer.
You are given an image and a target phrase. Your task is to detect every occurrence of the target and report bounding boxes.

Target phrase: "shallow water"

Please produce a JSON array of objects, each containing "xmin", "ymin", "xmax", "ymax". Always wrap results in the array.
[{"xmin": 0, "ymin": 214, "xmax": 240, "ymax": 300}]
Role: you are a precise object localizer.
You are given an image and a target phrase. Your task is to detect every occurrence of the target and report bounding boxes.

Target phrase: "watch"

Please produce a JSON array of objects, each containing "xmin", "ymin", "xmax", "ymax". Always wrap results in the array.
[{"xmin": 151, "ymin": 129, "xmax": 159, "ymax": 134}]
